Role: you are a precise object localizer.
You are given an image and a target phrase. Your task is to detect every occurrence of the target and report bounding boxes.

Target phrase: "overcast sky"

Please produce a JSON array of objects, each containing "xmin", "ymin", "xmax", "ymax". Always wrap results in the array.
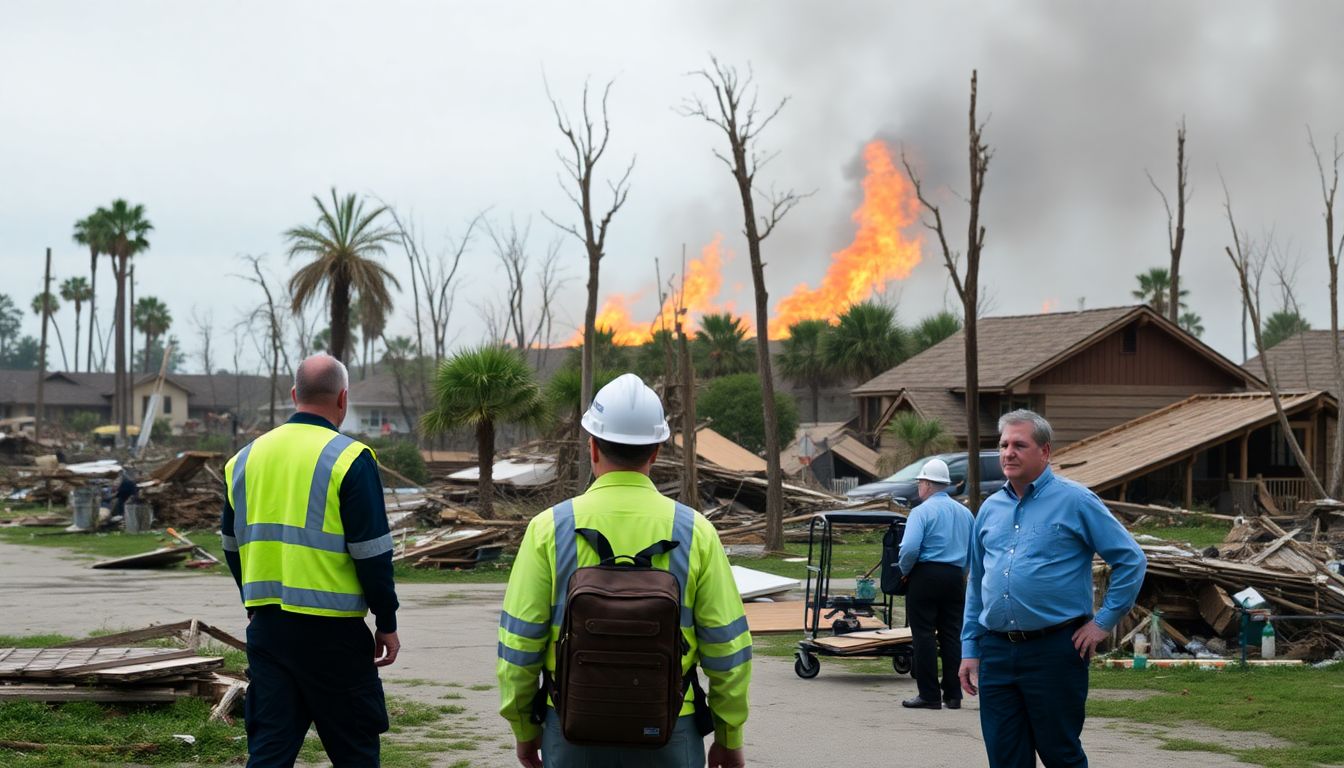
[{"xmin": 5, "ymin": 1, "xmax": 1344, "ymax": 375}]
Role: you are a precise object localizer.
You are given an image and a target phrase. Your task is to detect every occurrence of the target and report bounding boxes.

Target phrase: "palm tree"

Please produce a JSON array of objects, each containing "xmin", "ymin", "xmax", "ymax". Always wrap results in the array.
[
  {"xmin": 31, "ymin": 291, "xmax": 69, "ymax": 370},
  {"xmin": 911, "ymin": 310, "xmax": 962, "ymax": 354},
  {"xmin": 880, "ymin": 412, "xmax": 955, "ymax": 475},
  {"xmin": 824, "ymin": 301, "xmax": 910, "ymax": 383},
  {"xmin": 0, "ymin": 294, "xmax": 22, "ymax": 359},
  {"xmin": 1132, "ymin": 267, "xmax": 1189, "ymax": 317},
  {"xmin": 1261, "ymin": 310, "xmax": 1311, "ymax": 351},
  {"xmin": 1179, "ymin": 311, "xmax": 1205, "ymax": 339},
  {"xmin": 775, "ymin": 319, "xmax": 832, "ymax": 423},
  {"xmin": 286, "ymin": 189, "xmax": 401, "ymax": 364},
  {"xmin": 72, "ymin": 212, "xmax": 112, "ymax": 372},
  {"xmin": 133, "ymin": 297, "xmax": 172, "ymax": 373},
  {"xmin": 101, "ymin": 200, "xmax": 153, "ymax": 439},
  {"xmin": 421, "ymin": 347, "xmax": 545, "ymax": 516},
  {"xmin": 693, "ymin": 312, "xmax": 754, "ymax": 378},
  {"xmin": 59, "ymin": 277, "xmax": 93, "ymax": 372}
]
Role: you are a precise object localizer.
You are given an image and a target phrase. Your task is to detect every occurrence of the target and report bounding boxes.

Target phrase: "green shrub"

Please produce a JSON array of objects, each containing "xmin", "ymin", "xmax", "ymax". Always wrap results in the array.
[
  {"xmin": 67, "ymin": 411, "xmax": 101, "ymax": 433},
  {"xmin": 370, "ymin": 437, "xmax": 429, "ymax": 485},
  {"xmin": 696, "ymin": 373, "xmax": 799, "ymax": 454}
]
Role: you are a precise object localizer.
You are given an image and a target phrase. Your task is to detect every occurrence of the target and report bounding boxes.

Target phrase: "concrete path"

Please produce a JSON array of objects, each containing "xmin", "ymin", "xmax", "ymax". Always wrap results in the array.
[{"xmin": 0, "ymin": 539, "xmax": 1265, "ymax": 767}]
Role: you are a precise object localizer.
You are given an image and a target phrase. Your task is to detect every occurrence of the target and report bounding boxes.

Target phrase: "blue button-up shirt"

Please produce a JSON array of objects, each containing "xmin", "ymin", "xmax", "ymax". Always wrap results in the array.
[
  {"xmin": 961, "ymin": 466, "xmax": 1146, "ymax": 658},
  {"xmin": 897, "ymin": 491, "xmax": 974, "ymax": 575}
]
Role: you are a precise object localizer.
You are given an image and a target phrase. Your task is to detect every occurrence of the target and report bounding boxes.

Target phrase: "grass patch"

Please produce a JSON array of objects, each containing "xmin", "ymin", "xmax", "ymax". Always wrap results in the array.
[
  {"xmin": 0, "ymin": 525, "xmax": 228, "ymax": 568},
  {"xmin": 391, "ymin": 560, "xmax": 513, "ymax": 584},
  {"xmin": 728, "ymin": 530, "xmax": 884, "ymax": 580},
  {"xmin": 1088, "ymin": 663, "xmax": 1344, "ymax": 767},
  {"xmin": 1129, "ymin": 515, "xmax": 1231, "ymax": 550},
  {"xmin": 0, "ymin": 698, "xmax": 245, "ymax": 767},
  {"xmin": 467, "ymin": 684, "xmax": 493, "ymax": 692}
]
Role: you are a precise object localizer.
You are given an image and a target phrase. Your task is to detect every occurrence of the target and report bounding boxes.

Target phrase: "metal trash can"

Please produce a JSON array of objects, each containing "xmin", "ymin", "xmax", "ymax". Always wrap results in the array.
[
  {"xmin": 69, "ymin": 488, "xmax": 97, "ymax": 530},
  {"xmin": 124, "ymin": 502, "xmax": 153, "ymax": 534}
]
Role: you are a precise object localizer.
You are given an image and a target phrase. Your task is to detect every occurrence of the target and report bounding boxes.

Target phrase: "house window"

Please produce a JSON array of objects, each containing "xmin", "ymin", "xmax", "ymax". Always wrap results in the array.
[
  {"xmin": 362, "ymin": 409, "xmax": 390, "ymax": 430},
  {"xmin": 1122, "ymin": 325, "xmax": 1138, "ymax": 355},
  {"xmin": 1000, "ymin": 395, "xmax": 1041, "ymax": 417},
  {"xmin": 1270, "ymin": 424, "xmax": 1307, "ymax": 467},
  {"xmin": 142, "ymin": 395, "xmax": 173, "ymax": 417}
]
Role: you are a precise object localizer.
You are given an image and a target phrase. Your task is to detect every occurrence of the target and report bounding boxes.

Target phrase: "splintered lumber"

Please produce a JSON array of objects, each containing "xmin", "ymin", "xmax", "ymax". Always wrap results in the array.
[
  {"xmin": 89, "ymin": 655, "xmax": 223, "ymax": 683},
  {"xmin": 716, "ymin": 513, "xmax": 819, "ymax": 540},
  {"xmin": 209, "ymin": 679, "xmax": 246, "ymax": 721},
  {"xmin": 742, "ymin": 601, "xmax": 883, "ymax": 634},
  {"xmin": 392, "ymin": 527, "xmax": 504, "ymax": 565},
  {"xmin": 1106, "ymin": 500, "xmax": 1237, "ymax": 523},
  {"xmin": 0, "ymin": 648, "xmax": 197, "ymax": 679},
  {"xmin": 61, "ymin": 620, "xmax": 245, "ymax": 652},
  {"xmin": 810, "ymin": 627, "xmax": 913, "ymax": 652},
  {"xmin": 0, "ymin": 685, "xmax": 185, "ymax": 703},
  {"xmin": 90, "ymin": 545, "xmax": 194, "ymax": 569}
]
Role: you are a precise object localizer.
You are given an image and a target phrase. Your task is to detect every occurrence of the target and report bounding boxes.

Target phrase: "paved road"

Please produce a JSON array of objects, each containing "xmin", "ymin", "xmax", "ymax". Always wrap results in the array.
[{"xmin": 0, "ymin": 539, "xmax": 1261, "ymax": 767}]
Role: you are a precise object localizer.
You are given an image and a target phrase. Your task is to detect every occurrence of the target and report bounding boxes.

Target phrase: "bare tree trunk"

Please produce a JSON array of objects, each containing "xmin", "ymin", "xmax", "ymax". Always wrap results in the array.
[
  {"xmin": 543, "ymin": 78, "xmax": 634, "ymax": 494},
  {"xmin": 1308, "ymin": 129, "xmax": 1344, "ymax": 498},
  {"xmin": 904, "ymin": 71, "xmax": 992, "ymax": 512},
  {"xmin": 72, "ymin": 304, "xmax": 82, "ymax": 375},
  {"xmin": 87, "ymin": 246, "xmax": 97, "ymax": 372},
  {"xmin": 477, "ymin": 420, "xmax": 496, "ymax": 517},
  {"xmin": 810, "ymin": 380, "xmax": 820, "ymax": 423},
  {"xmin": 1147, "ymin": 119, "xmax": 1190, "ymax": 325},
  {"xmin": 331, "ymin": 274, "xmax": 350, "ymax": 363},
  {"xmin": 678, "ymin": 309, "xmax": 698, "ymax": 508},
  {"xmin": 1224, "ymin": 184, "xmax": 1327, "ymax": 500},
  {"xmin": 114, "ymin": 251, "xmax": 128, "ymax": 443},
  {"xmin": 683, "ymin": 58, "xmax": 807, "ymax": 552},
  {"xmin": 36, "ymin": 248, "xmax": 51, "ymax": 442}
]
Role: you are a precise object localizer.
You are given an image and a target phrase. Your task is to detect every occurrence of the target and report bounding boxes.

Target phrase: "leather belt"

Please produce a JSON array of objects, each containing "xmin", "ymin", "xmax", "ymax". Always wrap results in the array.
[{"xmin": 985, "ymin": 616, "xmax": 1091, "ymax": 643}]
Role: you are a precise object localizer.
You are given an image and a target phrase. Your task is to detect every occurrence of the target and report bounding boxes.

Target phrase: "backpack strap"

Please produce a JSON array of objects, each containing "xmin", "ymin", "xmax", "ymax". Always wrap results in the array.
[
  {"xmin": 551, "ymin": 499, "xmax": 579, "ymax": 628},
  {"xmin": 575, "ymin": 527, "xmax": 678, "ymax": 567},
  {"xmin": 670, "ymin": 502, "xmax": 696, "ymax": 627}
]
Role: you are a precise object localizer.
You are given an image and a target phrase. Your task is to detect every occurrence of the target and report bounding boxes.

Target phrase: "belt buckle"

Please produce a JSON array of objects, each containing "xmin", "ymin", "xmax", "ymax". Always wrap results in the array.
[{"xmin": 1006, "ymin": 630, "xmax": 1027, "ymax": 643}]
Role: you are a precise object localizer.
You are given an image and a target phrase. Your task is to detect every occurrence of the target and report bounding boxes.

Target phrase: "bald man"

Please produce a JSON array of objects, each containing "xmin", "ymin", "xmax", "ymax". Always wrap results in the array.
[{"xmin": 222, "ymin": 354, "xmax": 401, "ymax": 766}]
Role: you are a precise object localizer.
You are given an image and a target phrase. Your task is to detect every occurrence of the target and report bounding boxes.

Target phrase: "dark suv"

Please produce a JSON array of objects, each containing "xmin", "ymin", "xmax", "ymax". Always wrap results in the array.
[{"xmin": 845, "ymin": 450, "xmax": 1005, "ymax": 507}]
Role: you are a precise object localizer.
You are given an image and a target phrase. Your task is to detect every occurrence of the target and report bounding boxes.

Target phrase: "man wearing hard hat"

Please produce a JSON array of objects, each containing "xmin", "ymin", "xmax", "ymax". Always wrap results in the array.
[
  {"xmin": 897, "ymin": 458, "xmax": 975, "ymax": 710},
  {"xmin": 496, "ymin": 373, "xmax": 751, "ymax": 768}
]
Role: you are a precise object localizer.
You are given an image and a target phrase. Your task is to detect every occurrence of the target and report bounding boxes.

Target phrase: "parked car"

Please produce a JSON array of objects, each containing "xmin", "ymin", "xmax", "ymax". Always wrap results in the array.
[{"xmin": 845, "ymin": 450, "xmax": 1005, "ymax": 507}]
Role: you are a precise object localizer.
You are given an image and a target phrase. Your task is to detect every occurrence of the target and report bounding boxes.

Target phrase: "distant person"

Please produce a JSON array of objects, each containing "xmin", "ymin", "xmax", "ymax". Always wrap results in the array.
[
  {"xmin": 221, "ymin": 353, "xmax": 400, "ymax": 766},
  {"xmin": 960, "ymin": 410, "xmax": 1146, "ymax": 767},
  {"xmin": 497, "ymin": 373, "xmax": 750, "ymax": 768},
  {"xmin": 897, "ymin": 458, "xmax": 974, "ymax": 710},
  {"xmin": 110, "ymin": 468, "xmax": 139, "ymax": 520}
]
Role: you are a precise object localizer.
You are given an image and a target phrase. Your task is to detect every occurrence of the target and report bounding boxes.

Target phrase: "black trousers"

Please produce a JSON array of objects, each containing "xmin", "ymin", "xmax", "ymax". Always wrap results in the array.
[
  {"xmin": 905, "ymin": 562, "xmax": 965, "ymax": 703},
  {"xmin": 244, "ymin": 607, "xmax": 389, "ymax": 767}
]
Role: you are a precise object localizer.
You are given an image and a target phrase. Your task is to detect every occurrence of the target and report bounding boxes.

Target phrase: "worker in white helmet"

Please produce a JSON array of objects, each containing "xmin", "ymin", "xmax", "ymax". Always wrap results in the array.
[
  {"xmin": 497, "ymin": 373, "xmax": 750, "ymax": 768},
  {"xmin": 898, "ymin": 457, "xmax": 975, "ymax": 710}
]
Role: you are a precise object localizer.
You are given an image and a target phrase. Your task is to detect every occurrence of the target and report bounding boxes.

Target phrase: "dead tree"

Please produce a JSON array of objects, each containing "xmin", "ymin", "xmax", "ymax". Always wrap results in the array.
[
  {"xmin": 1146, "ymin": 118, "xmax": 1189, "ymax": 325},
  {"xmin": 903, "ymin": 70, "xmax": 992, "ymax": 512},
  {"xmin": 1223, "ymin": 181, "xmax": 1328, "ymax": 500},
  {"xmin": 488, "ymin": 218, "xmax": 533, "ymax": 352},
  {"xmin": 543, "ymin": 77, "xmax": 634, "ymax": 489},
  {"xmin": 530, "ymin": 238, "xmax": 566, "ymax": 367},
  {"xmin": 683, "ymin": 57, "xmax": 807, "ymax": 551},
  {"xmin": 238, "ymin": 255, "xmax": 292, "ymax": 428},
  {"xmin": 386, "ymin": 207, "xmax": 482, "ymax": 363},
  {"xmin": 1308, "ymin": 128, "xmax": 1344, "ymax": 497}
]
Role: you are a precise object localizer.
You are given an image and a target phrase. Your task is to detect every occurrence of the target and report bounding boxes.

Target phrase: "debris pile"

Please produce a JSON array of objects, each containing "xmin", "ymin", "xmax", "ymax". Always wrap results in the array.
[
  {"xmin": 1107, "ymin": 505, "xmax": 1344, "ymax": 661},
  {"xmin": 0, "ymin": 620, "xmax": 246, "ymax": 720}
]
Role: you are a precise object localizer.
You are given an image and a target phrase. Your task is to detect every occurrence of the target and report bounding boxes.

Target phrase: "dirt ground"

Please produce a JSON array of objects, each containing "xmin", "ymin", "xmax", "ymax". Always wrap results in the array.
[{"xmin": 0, "ymin": 539, "xmax": 1267, "ymax": 768}]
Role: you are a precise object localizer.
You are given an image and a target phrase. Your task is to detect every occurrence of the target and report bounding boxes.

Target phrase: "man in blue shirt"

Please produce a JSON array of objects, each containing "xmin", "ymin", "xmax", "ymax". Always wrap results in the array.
[
  {"xmin": 898, "ymin": 458, "xmax": 975, "ymax": 710},
  {"xmin": 959, "ymin": 410, "xmax": 1145, "ymax": 767}
]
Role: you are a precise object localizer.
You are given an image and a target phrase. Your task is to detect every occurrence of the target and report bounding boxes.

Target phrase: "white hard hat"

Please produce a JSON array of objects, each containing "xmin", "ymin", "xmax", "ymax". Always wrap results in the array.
[
  {"xmin": 916, "ymin": 458, "xmax": 952, "ymax": 484},
  {"xmin": 581, "ymin": 373, "xmax": 671, "ymax": 445}
]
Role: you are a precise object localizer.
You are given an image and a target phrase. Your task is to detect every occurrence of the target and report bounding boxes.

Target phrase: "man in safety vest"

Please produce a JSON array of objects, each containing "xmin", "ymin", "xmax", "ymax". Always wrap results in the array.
[
  {"xmin": 498, "ymin": 373, "xmax": 751, "ymax": 768},
  {"xmin": 221, "ymin": 353, "xmax": 400, "ymax": 766}
]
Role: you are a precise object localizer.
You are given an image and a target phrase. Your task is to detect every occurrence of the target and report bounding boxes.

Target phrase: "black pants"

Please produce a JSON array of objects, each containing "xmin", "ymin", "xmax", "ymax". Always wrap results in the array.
[
  {"xmin": 244, "ymin": 607, "xmax": 389, "ymax": 767},
  {"xmin": 905, "ymin": 562, "xmax": 965, "ymax": 703}
]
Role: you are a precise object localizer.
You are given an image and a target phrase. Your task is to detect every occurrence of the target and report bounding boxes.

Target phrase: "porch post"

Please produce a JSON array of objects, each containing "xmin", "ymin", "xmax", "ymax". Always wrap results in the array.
[
  {"xmin": 1185, "ymin": 456, "xmax": 1195, "ymax": 510},
  {"xmin": 1239, "ymin": 431, "xmax": 1249, "ymax": 480}
]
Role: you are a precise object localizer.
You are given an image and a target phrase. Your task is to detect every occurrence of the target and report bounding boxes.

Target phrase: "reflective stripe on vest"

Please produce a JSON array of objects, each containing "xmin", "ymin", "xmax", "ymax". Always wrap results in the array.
[{"xmin": 228, "ymin": 425, "xmax": 368, "ymax": 617}]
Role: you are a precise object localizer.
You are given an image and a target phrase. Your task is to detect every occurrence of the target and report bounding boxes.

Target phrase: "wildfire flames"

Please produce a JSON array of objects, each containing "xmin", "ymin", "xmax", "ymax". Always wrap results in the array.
[
  {"xmin": 768, "ymin": 141, "xmax": 922, "ymax": 338},
  {"xmin": 566, "ymin": 139, "xmax": 922, "ymax": 346}
]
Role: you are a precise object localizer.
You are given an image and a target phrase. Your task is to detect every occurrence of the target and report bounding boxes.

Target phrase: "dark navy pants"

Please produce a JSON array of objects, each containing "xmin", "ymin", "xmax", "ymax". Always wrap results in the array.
[
  {"xmin": 244, "ymin": 607, "xmax": 389, "ymax": 767},
  {"xmin": 978, "ymin": 626, "xmax": 1089, "ymax": 768},
  {"xmin": 905, "ymin": 561, "xmax": 965, "ymax": 703}
]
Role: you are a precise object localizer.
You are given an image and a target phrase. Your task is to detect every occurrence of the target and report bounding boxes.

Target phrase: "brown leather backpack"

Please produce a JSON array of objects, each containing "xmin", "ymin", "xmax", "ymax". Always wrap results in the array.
[{"xmin": 550, "ymin": 527, "xmax": 690, "ymax": 748}]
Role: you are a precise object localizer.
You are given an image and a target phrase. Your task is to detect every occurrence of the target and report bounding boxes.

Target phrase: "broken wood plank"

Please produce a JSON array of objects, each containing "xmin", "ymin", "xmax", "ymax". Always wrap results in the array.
[
  {"xmin": 209, "ymin": 680, "xmax": 246, "ymax": 722},
  {"xmin": 90, "ymin": 545, "xmax": 194, "ymax": 569},
  {"xmin": 0, "ymin": 685, "xmax": 185, "ymax": 703}
]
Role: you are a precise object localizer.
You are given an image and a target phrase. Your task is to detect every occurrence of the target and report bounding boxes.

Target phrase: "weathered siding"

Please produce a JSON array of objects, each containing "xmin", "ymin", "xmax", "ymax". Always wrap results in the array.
[
  {"xmin": 1031, "ymin": 321, "xmax": 1244, "ymax": 388},
  {"xmin": 1036, "ymin": 384, "xmax": 1228, "ymax": 447}
]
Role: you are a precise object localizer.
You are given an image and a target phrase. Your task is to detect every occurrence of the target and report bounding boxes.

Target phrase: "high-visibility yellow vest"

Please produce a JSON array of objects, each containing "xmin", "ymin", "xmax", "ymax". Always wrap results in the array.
[
  {"xmin": 496, "ymin": 472, "xmax": 753, "ymax": 749},
  {"xmin": 223, "ymin": 422, "xmax": 372, "ymax": 618}
]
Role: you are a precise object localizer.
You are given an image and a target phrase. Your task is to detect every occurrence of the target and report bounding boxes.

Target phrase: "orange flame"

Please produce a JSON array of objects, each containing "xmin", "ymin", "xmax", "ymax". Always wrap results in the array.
[
  {"xmin": 563, "ymin": 236, "xmax": 729, "ymax": 346},
  {"xmin": 768, "ymin": 140, "xmax": 922, "ymax": 338},
  {"xmin": 1040, "ymin": 299, "xmax": 1057, "ymax": 314}
]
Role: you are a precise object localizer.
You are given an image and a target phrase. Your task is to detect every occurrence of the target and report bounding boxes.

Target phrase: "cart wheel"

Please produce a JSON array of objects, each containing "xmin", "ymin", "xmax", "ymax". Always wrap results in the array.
[
  {"xmin": 892, "ymin": 654, "xmax": 912, "ymax": 675},
  {"xmin": 794, "ymin": 653, "xmax": 820, "ymax": 679}
]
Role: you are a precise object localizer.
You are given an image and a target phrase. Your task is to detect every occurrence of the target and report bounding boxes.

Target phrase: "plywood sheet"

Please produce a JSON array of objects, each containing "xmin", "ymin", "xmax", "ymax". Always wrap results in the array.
[{"xmin": 731, "ymin": 566, "xmax": 800, "ymax": 600}]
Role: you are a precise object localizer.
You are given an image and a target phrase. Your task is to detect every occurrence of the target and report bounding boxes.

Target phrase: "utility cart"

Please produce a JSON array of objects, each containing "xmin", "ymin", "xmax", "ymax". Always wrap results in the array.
[{"xmin": 794, "ymin": 510, "xmax": 914, "ymax": 679}]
